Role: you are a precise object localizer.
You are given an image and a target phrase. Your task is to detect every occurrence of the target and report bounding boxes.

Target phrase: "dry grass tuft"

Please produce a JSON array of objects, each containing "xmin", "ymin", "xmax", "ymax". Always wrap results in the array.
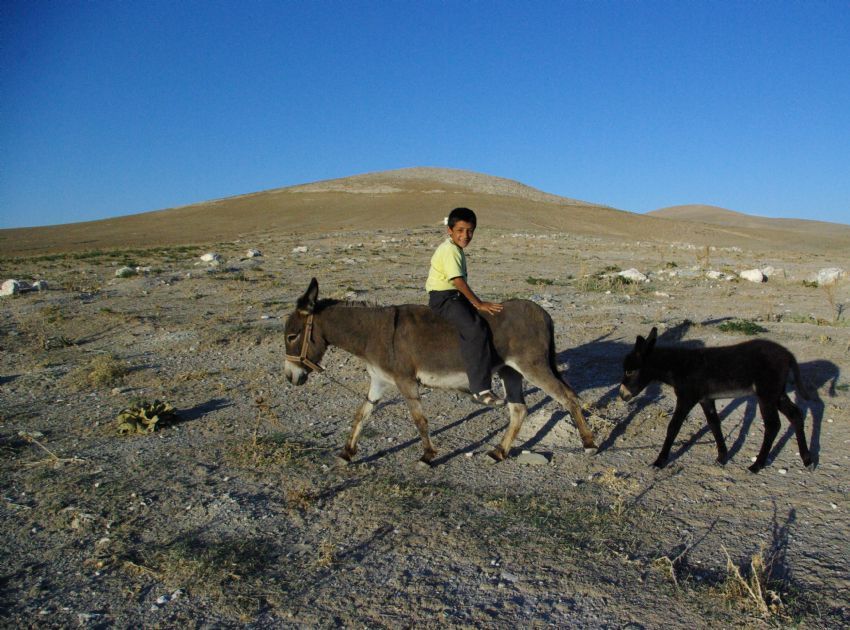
[
  {"xmin": 68, "ymin": 353, "xmax": 128, "ymax": 389},
  {"xmin": 716, "ymin": 544, "xmax": 785, "ymax": 619}
]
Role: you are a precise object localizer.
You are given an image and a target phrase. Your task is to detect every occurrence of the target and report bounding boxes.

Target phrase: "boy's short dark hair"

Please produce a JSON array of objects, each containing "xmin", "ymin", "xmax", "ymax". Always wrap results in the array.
[{"xmin": 447, "ymin": 207, "xmax": 477, "ymax": 228}]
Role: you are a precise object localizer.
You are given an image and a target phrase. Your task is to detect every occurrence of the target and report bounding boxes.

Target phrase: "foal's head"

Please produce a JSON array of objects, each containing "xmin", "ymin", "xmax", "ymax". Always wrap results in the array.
[
  {"xmin": 619, "ymin": 326, "xmax": 658, "ymax": 401},
  {"xmin": 284, "ymin": 278, "xmax": 329, "ymax": 385}
]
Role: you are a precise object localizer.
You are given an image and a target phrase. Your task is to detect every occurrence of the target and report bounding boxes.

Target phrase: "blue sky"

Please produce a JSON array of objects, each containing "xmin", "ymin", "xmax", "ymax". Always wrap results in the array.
[{"xmin": 2, "ymin": 1, "xmax": 849, "ymax": 229}]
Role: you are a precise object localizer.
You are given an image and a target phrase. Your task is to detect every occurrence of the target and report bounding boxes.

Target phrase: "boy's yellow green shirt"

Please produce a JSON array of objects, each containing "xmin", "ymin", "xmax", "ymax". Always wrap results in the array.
[{"xmin": 425, "ymin": 238, "xmax": 466, "ymax": 292}]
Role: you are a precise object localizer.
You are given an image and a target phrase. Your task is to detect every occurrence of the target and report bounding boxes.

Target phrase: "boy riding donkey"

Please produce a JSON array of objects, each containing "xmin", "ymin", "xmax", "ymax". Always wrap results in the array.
[{"xmin": 426, "ymin": 207, "xmax": 506, "ymax": 407}]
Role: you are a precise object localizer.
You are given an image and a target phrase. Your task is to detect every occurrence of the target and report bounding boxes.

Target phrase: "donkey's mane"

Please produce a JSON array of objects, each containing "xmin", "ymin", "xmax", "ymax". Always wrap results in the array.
[{"xmin": 314, "ymin": 298, "xmax": 386, "ymax": 312}]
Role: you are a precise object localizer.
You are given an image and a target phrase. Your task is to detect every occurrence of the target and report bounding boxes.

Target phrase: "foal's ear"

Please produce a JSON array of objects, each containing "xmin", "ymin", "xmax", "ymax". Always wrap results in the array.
[
  {"xmin": 645, "ymin": 327, "xmax": 658, "ymax": 353},
  {"xmin": 297, "ymin": 277, "xmax": 319, "ymax": 314}
]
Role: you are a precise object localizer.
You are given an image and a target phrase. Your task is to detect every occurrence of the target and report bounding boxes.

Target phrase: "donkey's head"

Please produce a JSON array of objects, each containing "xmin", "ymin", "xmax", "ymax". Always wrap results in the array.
[
  {"xmin": 284, "ymin": 278, "xmax": 329, "ymax": 385},
  {"xmin": 619, "ymin": 327, "xmax": 658, "ymax": 401}
]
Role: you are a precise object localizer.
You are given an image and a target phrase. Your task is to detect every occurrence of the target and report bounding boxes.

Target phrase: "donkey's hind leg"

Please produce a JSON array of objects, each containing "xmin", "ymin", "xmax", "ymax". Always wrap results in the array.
[
  {"xmin": 750, "ymin": 397, "xmax": 782, "ymax": 473},
  {"xmin": 396, "ymin": 378, "xmax": 437, "ymax": 465},
  {"xmin": 489, "ymin": 366, "xmax": 527, "ymax": 461},
  {"xmin": 339, "ymin": 367, "xmax": 392, "ymax": 462},
  {"xmin": 521, "ymin": 364, "xmax": 597, "ymax": 451},
  {"xmin": 700, "ymin": 400, "xmax": 728, "ymax": 464},
  {"xmin": 778, "ymin": 392, "xmax": 813, "ymax": 468}
]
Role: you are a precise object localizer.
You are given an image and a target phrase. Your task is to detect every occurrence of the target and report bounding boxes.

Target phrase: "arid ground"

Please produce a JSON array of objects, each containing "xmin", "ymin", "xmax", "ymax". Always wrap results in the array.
[{"xmin": 2, "ymin": 169, "xmax": 849, "ymax": 627}]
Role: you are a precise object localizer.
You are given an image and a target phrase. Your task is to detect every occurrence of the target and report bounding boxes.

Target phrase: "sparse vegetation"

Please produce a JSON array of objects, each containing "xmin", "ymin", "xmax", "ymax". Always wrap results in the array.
[{"xmin": 717, "ymin": 319, "xmax": 768, "ymax": 335}]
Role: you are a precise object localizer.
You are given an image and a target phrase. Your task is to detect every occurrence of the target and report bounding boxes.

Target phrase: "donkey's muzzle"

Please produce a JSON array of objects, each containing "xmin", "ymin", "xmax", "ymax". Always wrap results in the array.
[{"xmin": 618, "ymin": 384, "xmax": 633, "ymax": 401}]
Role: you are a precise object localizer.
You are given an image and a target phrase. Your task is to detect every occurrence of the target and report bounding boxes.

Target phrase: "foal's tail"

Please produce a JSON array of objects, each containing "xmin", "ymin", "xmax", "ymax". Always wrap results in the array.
[{"xmin": 790, "ymin": 355, "xmax": 812, "ymax": 400}]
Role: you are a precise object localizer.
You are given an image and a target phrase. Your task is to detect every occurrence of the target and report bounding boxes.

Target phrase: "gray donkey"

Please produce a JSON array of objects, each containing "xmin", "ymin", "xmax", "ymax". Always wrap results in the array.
[{"xmin": 284, "ymin": 278, "xmax": 596, "ymax": 464}]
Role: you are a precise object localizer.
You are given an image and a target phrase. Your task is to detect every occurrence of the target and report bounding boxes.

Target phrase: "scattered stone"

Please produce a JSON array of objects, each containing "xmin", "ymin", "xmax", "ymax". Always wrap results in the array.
[
  {"xmin": 760, "ymin": 266, "xmax": 777, "ymax": 278},
  {"xmin": 705, "ymin": 270, "xmax": 735, "ymax": 281},
  {"xmin": 246, "ymin": 248, "xmax": 262, "ymax": 258},
  {"xmin": 516, "ymin": 451, "xmax": 550, "ymax": 466},
  {"xmin": 200, "ymin": 252, "xmax": 222, "ymax": 263},
  {"xmin": 156, "ymin": 594, "xmax": 170, "ymax": 605},
  {"xmin": 740, "ymin": 269, "xmax": 766, "ymax": 283},
  {"xmin": 617, "ymin": 268, "xmax": 648, "ymax": 283},
  {"xmin": 812, "ymin": 267, "xmax": 845, "ymax": 286},
  {"xmin": 500, "ymin": 571, "xmax": 518, "ymax": 583},
  {"xmin": 1, "ymin": 279, "xmax": 22, "ymax": 296},
  {"xmin": 653, "ymin": 291, "xmax": 670, "ymax": 298},
  {"xmin": 115, "ymin": 267, "xmax": 136, "ymax": 278},
  {"xmin": 292, "ymin": 246, "xmax": 308, "ymax": 254}
]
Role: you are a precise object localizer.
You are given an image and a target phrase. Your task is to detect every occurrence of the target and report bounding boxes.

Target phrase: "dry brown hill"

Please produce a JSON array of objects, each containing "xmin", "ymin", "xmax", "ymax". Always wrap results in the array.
[
  {"xmin": 649, "ymin": 204, "xmax": 850, "ymax": 248},
  {"xmin": 2, "ymin": 168, "xmax": 849, "ymax": 256}
]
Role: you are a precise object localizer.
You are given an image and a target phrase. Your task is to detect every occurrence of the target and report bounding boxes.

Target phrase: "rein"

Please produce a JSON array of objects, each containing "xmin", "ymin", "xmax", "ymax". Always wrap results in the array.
[{"xmin": 285, "ymin": 313, "xmax": 325, "ymax": 373}]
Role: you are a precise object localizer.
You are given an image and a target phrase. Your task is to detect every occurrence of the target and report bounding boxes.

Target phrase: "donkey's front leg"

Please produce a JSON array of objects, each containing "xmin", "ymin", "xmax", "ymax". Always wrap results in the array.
[
  {"xmin": 653, "ymin": 398, "xmax": 696, "ymax": 468},
  {"xmin": 339, "ymin": 368, "xmax": 392, "ymax": 463},
  {"xmin": 397, "ymin": 379, "xmax": 437, "ymax": 464}
]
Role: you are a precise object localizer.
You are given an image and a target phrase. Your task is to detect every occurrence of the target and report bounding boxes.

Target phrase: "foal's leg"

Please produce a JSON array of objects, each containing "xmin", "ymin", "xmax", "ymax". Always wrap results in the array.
[
  {"xmin": 339, "ymin": 368, "xmax": 392, "ymax": 462},
  {"xmin": 750, "ymin": 397, "xmax": 782, "ymax": 473},
  {"xmin": 522, "ymin": 364, "xmax": 597, "ymax": 451},
  {"xmin": 396, "ymin": 378, "xmax": 437, "ymax": 464},
  {"xmin": 654, "ymin": 397, "xmax": 697, "ymax": 468},
  {"xmin": 489, "ymin": 367, "xmax": 527, "ymax": 461},
  {"xmin": 699, "ymin": 400, "xmax": 728, "ymax": 464},
  {"xmin": 778, "ymin": 393, "xmax": 813, "ymax": 468}
]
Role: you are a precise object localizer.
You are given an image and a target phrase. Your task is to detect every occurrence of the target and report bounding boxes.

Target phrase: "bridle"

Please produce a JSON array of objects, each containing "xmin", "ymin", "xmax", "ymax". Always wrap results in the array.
[{"xmin": 285, "ymin": 313, "xmax": 325, "ymax": 373}]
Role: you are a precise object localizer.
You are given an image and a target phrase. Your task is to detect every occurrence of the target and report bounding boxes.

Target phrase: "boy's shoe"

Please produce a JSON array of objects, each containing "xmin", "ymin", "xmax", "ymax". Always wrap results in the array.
[{"xmin": 472, "ymin": 390, "xmax": 506, "ymax": 407}]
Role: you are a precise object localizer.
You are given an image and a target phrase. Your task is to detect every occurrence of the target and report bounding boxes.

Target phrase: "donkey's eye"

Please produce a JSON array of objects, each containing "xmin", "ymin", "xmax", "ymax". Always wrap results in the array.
[
  {"xmin": 286, "ymin": 334, "xmax": 298, "ymax": 344},
  {"xmin": 625, "ymin": 370, "xmax": 637, "ymax": 378}
]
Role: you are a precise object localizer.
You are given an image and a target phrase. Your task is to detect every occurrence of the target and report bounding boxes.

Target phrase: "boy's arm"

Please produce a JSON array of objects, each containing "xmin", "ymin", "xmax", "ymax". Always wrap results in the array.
[{"xmin": 451, "ymin": 277, "xmax": 503, "ymax": 314}]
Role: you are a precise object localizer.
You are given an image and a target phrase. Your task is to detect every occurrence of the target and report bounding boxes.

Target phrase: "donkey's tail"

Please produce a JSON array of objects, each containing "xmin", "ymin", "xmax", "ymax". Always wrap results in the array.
[
  {"xmin": 546, "ymin": 316, "xmax": 563, "ymax": 381},
  {"xmin": 790, "ymin": 355, "xmax": 812, "ymax": 400}
]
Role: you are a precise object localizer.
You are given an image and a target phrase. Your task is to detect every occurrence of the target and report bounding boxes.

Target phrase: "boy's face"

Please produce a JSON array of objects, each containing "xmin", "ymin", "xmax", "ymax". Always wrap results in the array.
[{"xmin": 447, "ymin": 220, "xmax": 475, "ymax": 249}]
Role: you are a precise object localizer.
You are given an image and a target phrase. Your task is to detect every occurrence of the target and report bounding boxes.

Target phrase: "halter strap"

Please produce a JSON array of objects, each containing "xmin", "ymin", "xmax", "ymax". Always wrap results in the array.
[{"xmin": 284, "ymin": 313, "xmax": 325, "ymax": 372}]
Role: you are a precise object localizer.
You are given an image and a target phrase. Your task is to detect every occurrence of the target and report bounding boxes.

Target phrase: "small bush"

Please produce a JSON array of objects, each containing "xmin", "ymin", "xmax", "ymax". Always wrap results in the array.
[
  {"xmin": 526, "ymin": 276, "xmax": 554, "ymax": 285},
  {"xmin": 717, "ymin": 320, "xmax": 768, "ymax": 335}
]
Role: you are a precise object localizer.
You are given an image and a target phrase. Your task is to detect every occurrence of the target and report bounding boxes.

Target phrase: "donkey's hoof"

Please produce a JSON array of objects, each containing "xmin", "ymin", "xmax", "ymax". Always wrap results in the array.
[
  {"xmin": 583, "ymin": 445, "xmax": 598, "ymax": 455},
  {"xmin": 416, "ymin": 458, "xmax": 434, "ymax": 469},
  {"xmin": 747, "ymin": 463, "xmax": 763, "ymax": 474},
  {"xmin": 333, "ymin": 455, "xmax": 351, "ymax": 467},
  {"xmin": 804, "ymin": 459, "xmax": 817, "ymax": 472},
  {"xmin": 487, "ymin": 447, "xmax": 507, "ymax": 462}
]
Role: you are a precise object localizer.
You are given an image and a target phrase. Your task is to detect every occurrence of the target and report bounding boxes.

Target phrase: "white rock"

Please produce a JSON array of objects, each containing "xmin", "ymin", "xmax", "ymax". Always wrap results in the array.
[
  {"xmin": 740, "ymin": 269, "xmax": 765, "ymax": 283},
  {"xmin": 33, "ymin": 280, "xmax": 48, "ymax": 291},
  {"xmin": 292, "ymin": 246, "xmax": 308, "ymax": 254},
  {"xmin": 760, "ymin": 266, "xmax": 777, "ymax": 278},
  {"xmin": 516, "ymin": 451, "xmax": 550, "ymax": 465},
  {"xmin": 115, "ymin": 267, "xmax": 136, "ymax": 278},
  {"xmin": 814, "ymin": 267, "xmax": 845, "ymax": 286},
  {"xmin": 200, "ymin": 252, "xmax": 222, "ymax": 263},
  {"xmin": 246, "ymin": 249, "xmax": 262, "ymax": 258},
  {"xmin": 1, "ymin": 279, "xmax": 21, "ymax": 296},
  {"xmin": 617, "ymin": 268, "xmax": 648, "ymax": 282}
]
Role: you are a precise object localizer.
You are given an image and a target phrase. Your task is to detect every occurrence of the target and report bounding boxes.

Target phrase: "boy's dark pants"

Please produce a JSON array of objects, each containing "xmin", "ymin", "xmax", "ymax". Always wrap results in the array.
[{"xmin": 428, "ymin": 290, "xmax": 494, "ymax": 394}]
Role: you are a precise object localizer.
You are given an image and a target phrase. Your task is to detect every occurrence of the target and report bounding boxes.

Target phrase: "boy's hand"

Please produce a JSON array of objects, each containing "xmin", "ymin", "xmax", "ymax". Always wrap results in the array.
[{"xmin": 476, "ymin": 301, "xmax": 503, "ymax": 315}]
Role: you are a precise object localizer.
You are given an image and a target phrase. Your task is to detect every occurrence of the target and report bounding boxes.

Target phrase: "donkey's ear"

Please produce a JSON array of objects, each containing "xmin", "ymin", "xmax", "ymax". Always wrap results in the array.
[
  {"xmin": 645, "ymin": 327, "xmax": 658, "ymax": 354},
  {"xmin": 635, "ymin": 335, "xmax": 646, "ymax": 352},
  {"xmin": 297, "ymin": 278, "xmax": 319, "ymax": 314}
]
